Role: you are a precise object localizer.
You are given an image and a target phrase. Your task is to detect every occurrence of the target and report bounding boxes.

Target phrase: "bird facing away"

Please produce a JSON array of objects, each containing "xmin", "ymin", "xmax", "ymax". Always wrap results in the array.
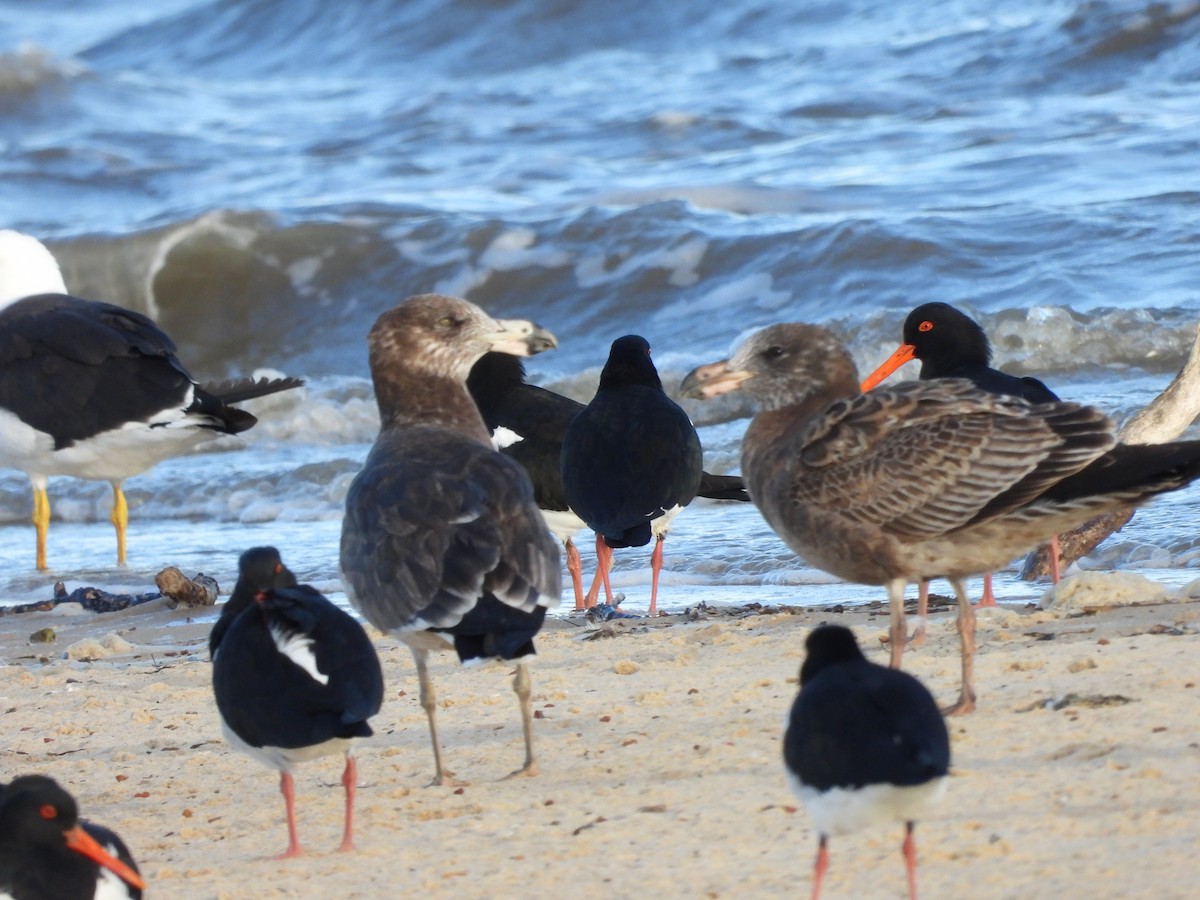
[
  {"xmin": 861, "ymin": 301, "xmax": 1064, "ymax": 622},
  {"xmin": 0, "ymin": 229, "xmax": 303, "ymax": 571},
  {"xmin": 784, "ymin": 625, "xmax": 950, "ymax": 900},
  {"xmin": 681, "ymin": 322, "xmax": 1200, "ymax": 714},
  {"xmin": 0, "ymin": 773, "xmax": 145, "ymax": 899},
  {"xmin": 340, "ymin": 294, "xmax": 561, "ymax": 785},
  {"xmin": 210, "ymin": 546, "xmax": 384, "ymax": 858},
  {"xmin": 468, "ymin": 350, "xmax": 748, "ymax": 610},
  {"xmin": 560, "ymin": 335, "xmax": 704, "ymax": 616}
]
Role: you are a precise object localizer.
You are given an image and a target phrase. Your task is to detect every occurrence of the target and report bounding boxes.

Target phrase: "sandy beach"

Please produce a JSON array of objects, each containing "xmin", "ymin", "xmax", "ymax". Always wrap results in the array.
[{"xmin": 2, "ymin": 574, "xmax": 1199, "ymax": 899}]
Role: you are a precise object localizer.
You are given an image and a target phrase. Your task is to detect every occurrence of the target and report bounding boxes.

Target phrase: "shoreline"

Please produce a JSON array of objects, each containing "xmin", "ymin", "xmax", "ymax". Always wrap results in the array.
[{"xmin": 2, "ymin": 575, "xmax": 1198, "ymax": 898}]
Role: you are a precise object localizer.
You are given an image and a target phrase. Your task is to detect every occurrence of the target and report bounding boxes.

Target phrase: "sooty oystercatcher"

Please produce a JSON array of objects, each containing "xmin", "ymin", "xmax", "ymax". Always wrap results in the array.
[
  {"xmin": 560, "ymin": 335, "xmax": 703, "ymax": 616},
  {"xmin": 784, "ymin": 625, "xmax": 949, "ymax": 900},
  {"xmin": 682, "ymin": 321, "xmax": 1200, "ymax": 714},
  {"xmin": 0, "ymin": 229, "xmax": 303, "ymax": 571},
  {"xmin": 339, "ymin": 294, "xmax": 561, "ymax": 785},
  {"xmin": 468, "ymin": 350, "xmax": 747, "ymax": 610},
  {"xmin": 0, "ymin": 773, "xmax": 145, "ymax": 899},
  {"xmin": 210, "ymin": 546, "xmax": 384, "ymax": 858}
]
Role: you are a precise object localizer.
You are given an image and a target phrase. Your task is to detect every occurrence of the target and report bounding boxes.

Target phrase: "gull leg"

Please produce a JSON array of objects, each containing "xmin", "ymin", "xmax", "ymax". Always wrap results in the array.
[
  {"xmin": 565, "ymin": 538, "xmax": 586, "ymax": 610},
  {"xmin": 31, "ymin": 477, "xmax": 50, "ymax": 572},
  {"xmin": 887, "ymin": 579, "xmax": 908, "ymax": 669},
  {"xmin": 109, "ymin": 480, "xmax": 128, "ymax": 567},
  {"xmin": 336, "ymin": 752, "xmax": 357, "ymax": 852},
  {"xmin": 504, "ymin": 662, "xmax": 538, "ymax": 778},
  {"xmin": 275, "ymin": 771, "xmax": 303, "ymax": 859},
  {"xmin": 1048, "ymin": 535, "xmax": 1062, "ymax": 584},
  {"xmin": 943, "ymin": 576, "xmax": 977, "ymax": 716},
  {"xmin": 413, "ymin": 649, "xmax": 464, "ymax": 786}
]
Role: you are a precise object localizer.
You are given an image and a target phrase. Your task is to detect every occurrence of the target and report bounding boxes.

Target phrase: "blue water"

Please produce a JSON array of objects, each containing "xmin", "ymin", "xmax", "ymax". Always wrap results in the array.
[{"xmin": 2, "ymin": 0, "xmax": 1200, "ymax": 613}]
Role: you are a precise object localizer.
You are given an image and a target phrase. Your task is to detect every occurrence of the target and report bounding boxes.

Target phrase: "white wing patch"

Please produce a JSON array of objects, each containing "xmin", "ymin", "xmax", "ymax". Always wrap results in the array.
[
  {"xmin": 491, "ymin": 426, "xmax": 525, "ymax": 449},
  {"xmin": 268, "ymin": 622, "xmax": 329, "ymax": 685}
]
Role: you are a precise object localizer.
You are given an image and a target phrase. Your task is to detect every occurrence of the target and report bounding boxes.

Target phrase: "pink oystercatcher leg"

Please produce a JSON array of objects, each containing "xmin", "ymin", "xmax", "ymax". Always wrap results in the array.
[
  {"xmin": 910, "ymin": 582, "xmax": 929, "ymax": 647},
  {"xmin": 976, "ymin": 572, "xmax": 997, "ymax": 608},
  {"xmin": 810, "ymin": 834, "xmax": 829, "ymax": 900},
  {"xmin": 337, "ymin": 753, "xmax": 357, "ymax": 852},
  {"xmin": 648, "ymin": 534, "xmax": 665, "ymax": 617},
  {"xmin": 565, "ymin": 538, "xmax": 586, "ymax": 610},
  {"xmin": 591, "ymin": 535, "xmax": 615, "ymax": 607},
  {"xmin": 275, "ymin": 770, "xmax": 304, "ymax": 859},
  {"xmin": 902, "ymin": 821, "xmax": 919, "ymax": 900}
]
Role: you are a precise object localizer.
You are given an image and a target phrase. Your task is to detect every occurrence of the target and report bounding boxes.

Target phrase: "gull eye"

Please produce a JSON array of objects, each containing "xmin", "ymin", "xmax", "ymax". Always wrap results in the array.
[
  {"xmin": 765, "ymin": 345, "xmax": 785, "ymax": 359},
  {"xmin": 40, "ymin": 804, "xmax": 57, "ymax": 820},
  {"xmin": 436, "ymin": 315, "xmax": 459, "ymax": 328},
  {"xmin": 918, "ymin": 320, "xmax": 933, "ymax": 332}
]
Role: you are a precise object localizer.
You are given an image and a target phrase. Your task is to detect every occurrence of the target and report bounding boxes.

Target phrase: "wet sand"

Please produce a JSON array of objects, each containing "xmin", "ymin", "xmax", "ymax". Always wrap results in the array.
[{"xmin": 2, "ymin": 574, "xmax": 1198, "ymax": 899}]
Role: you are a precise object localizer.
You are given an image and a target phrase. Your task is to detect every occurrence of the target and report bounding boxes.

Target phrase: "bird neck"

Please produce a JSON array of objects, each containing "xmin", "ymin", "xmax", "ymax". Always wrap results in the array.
[{"xmin": 374, "ymin": 371, "xmax": 492, "ymax": 444}]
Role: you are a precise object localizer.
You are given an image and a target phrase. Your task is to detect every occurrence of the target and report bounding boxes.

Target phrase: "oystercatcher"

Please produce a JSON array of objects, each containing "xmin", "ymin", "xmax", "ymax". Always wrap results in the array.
[
  {"xmin": 784, "ymin": 625, "xmax": 949, "ymax": 900},
  {"xmin": 0, "ymin": 773, "xmax": 145, "ymax": 899},
  {"xmin": 560, "ymin": 335, "xmax": 703, "ymax": 616},
  {"xmin": 210, "ymin": 546, "xmax": 384, "ymax": 857},
  {"xmin": 468, "ymin": 350, "xmax": 747, "ymax": 610}
]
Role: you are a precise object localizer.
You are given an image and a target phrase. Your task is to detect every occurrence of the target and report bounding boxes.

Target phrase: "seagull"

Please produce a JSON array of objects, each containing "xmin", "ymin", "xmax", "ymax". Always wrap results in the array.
[
  {"xmin": 0, "ymin": 229, "xmax": 303, "ymax": 571},
  {"xmin": 339, "ymin": 294, "xmax": 561, "ymax": 785},
  {"xmin": 861, "ymin": 301, "xmax": 1064, "ymax": 631},
  {"xmin": 467, "ymin": 350, "xmax": 748, "ymax": 610},
  {"xmin": 560, "ymin": 335, "xmax": 703, "ymax": 616},
  {"xmin": 681, "ymin": 321, "xmax": 1200, "ymax": 713},
  {"xmin": 0, "ymin": 773, "xmax": 145, "ymax": 899},
  {"xmin": 784, "ymin": 625, "xmax": 949, "ymax": 900},
  {"xmin": 210, "ymin": 546, "xmax": 384, "ymax": 858}
]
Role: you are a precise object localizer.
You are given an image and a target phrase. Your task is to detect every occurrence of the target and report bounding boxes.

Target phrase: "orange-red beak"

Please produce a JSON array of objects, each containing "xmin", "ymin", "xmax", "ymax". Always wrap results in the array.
[
  {"xmin": 64, "ymin": 824, "xmax": 146, "ymax": 892},
  {"xmin": 860, "ymin": 343, "xmax": 917, "ymax": 391}
]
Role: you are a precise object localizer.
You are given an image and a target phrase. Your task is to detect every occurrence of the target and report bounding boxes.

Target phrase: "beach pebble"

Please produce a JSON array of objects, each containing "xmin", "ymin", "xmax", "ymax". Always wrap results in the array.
[
  {"xmin": 613, "ymin": 660, "xmax": 640, "ymax": 675},
  {"xmin": 64, "ymin": 632, "xmax": 135, "ymax": 661},
  {"xmin": 28, "ymin": 627, "xmax": 56, "ymax": 643},
  {"xmin": 1040, "ymin": 572, "xmax": 1177, "ymax": 610}
]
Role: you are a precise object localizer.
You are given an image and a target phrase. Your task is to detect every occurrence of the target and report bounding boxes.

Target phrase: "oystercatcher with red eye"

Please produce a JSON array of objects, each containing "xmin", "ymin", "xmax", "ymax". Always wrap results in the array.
[
  {"xmin": 560, "ymin": 335, "xmax": 704, "ymax": 616},
  {"xmin": 210, "ymin": 546, "xmax": 384, "ymax": 858},
  {"xmin": 0, "ymin": 773, "xmax": 145, "ymax": 899},
  {"xmin": 861, "ymin": 302, "xmax": 1064, "ymax": 623}
]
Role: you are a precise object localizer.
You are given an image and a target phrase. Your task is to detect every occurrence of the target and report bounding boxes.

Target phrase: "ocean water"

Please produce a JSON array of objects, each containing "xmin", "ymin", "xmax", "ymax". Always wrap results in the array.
[{"xmin": 2, "ymin": 0, "xmax": 1199, "ymax": 616}]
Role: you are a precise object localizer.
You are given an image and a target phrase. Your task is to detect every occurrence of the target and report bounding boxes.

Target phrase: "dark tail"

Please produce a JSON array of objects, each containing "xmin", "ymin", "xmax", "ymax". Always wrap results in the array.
[
  {"xmin": 201, "ymin": 375, "xmax": 305, "ymax": 404},
  {"xmin": 697, "ymin": 471, "xmax": 749, "ymax": 502},
  {"xmin": 1044, "ymin": 440, "xmax": 1200, "ymax": 503}
]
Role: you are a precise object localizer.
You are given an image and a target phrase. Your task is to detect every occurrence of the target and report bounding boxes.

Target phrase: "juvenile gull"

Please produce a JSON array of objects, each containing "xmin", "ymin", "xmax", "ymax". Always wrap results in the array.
[
  {"xmin": 210, "ymin": 546, "xmax": 384, "ymax": 859},
  {"xmin": 340, "ymin": 294, "xmax": 560, "ymax": 784},
  {"xmin": 682, "ymin": 322, "xmax": 1200, "ymax": 714},
  {"xmin": 784, "ymin": 625, "xmax": 949, "ymax": 900},
  {"xmin": 560, "ymin": 335, "xmax": 704, "ymax": 616},
  {"xmin": 0, "ymin": 229, "xmax": 302, "ymax": 570},
  {"xmin": 0, "ymin": 773, "xmax": 146, "ymax": 899},
  {"xmin": 468, "ymin": 350, "xmax": 747, "ymax": 610}
]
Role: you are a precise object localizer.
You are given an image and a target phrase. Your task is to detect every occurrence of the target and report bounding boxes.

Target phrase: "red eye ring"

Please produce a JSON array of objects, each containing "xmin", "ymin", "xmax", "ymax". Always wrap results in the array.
[
  {"xmin": 39, "ymin": 803, "xmax": 56, "ymax": 820},
  {"xmin": 918, "ymin": 320, "xmax": 933, "ymax": 332}
]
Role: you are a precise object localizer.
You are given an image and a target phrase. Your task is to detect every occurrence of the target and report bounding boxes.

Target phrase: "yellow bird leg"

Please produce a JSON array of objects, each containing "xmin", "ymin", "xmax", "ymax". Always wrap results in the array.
[
  {"xmin": 110, "ymin": 481, "xmax": 128, "ymax": 567},
  {"xmin": 33, "ymin": 483, "xmax": 50, "ymax": 572}
]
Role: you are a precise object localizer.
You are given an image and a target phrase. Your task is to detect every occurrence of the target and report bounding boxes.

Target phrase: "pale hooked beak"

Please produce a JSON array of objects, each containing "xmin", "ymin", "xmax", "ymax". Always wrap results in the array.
[
  {"xmin": 679, "ymin": 359, "xmax": 754, "ymax": 399},
  {"xmin": 484, "ymin": 319, "xmax": 558, "ymax": 356}
]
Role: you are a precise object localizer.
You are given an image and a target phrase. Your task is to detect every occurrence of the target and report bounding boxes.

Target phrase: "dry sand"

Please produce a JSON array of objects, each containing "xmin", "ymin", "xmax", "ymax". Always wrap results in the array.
[{"xmin": 3, "ymin": 574, "xmax": 1199, "ymax": 899}]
